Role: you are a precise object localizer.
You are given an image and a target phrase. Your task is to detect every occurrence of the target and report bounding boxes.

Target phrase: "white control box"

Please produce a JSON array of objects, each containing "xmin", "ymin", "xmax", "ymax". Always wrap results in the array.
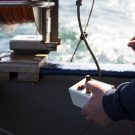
[{"xmin": 69, "ymin": 78, "xmax": 114, "ymax": 108}]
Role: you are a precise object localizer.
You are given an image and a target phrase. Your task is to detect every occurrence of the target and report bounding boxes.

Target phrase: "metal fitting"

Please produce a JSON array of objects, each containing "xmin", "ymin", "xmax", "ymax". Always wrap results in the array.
[{"xmin": 76, "ymin": 0, "xmax": 82, "ymax": 6}]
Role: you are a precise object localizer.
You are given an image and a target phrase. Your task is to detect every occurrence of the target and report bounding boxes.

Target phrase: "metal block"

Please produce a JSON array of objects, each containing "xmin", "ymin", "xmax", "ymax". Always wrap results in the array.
[
  {"xmin": 0, "ymin": 52, "xmax": 47, "ymax": 82},
  {"xmin": 10, "ymin": 35, "xmax": 57, "ymax": 52}
]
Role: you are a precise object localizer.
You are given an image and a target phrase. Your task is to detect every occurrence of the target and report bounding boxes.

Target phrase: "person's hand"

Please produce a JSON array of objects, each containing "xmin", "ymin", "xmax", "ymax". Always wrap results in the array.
[
  {"xmin": 128, "ymin": 36, "xmax": 135, "ymax": 52},
  {"xmin": 81, "ymin": 80, "xmax": 113, "ymax": 127}
]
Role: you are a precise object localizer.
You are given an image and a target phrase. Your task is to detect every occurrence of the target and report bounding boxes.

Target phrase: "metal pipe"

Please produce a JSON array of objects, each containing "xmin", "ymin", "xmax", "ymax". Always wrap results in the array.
[{"xmin": 32, "ymin": 1, "xmax": 54, "ymax": 43}]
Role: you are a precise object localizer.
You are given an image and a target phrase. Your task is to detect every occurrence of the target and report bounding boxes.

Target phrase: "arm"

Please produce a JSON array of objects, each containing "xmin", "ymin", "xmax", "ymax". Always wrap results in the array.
[
  {"xmin": 82, "ymin": 37, "xmax": 135, "ymax": 127},
  {"xmin": 103, "ymin": 80, "xmax": 135, "ymax": 121},
  {"xmin": 82, "ymin": 80, "xmax": 135, "ymax": 127}
]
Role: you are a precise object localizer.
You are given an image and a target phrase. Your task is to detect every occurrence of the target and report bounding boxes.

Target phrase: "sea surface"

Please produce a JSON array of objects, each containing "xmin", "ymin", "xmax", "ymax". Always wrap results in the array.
[{"xmin": 0, "ymin": 0, "xmax": 135, "ymax": 64}]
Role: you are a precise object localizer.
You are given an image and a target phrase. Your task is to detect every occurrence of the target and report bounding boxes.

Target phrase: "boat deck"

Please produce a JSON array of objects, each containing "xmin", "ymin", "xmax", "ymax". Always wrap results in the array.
[{"xmin": 0, "ymin": 62, "xmax": 134, "ymax": 135}]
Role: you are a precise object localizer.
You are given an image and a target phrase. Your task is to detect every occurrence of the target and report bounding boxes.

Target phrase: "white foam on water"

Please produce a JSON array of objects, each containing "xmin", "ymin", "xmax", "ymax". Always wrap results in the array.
[{"xmin": 0, "ymin": 0, "xmax": 135, "ymax": 64}]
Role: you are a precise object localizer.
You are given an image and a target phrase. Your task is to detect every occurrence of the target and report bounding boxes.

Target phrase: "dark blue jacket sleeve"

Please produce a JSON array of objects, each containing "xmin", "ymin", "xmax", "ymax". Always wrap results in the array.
[{"xmin": 103, "ymin": 79, "xmax": 135, "ymax": 121}]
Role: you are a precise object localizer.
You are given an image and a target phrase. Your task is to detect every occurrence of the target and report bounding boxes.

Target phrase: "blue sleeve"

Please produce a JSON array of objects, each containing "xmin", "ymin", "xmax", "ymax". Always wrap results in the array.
[{"xmin": 103, "ymin": 80, "xmax": 135, "ymax": 121}]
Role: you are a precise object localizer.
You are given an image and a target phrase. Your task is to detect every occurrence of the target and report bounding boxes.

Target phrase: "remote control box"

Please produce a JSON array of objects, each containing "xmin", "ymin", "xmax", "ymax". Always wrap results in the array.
[{"xmin": 69, "ymin": 76, "xmax": 114, "ymax": 108}]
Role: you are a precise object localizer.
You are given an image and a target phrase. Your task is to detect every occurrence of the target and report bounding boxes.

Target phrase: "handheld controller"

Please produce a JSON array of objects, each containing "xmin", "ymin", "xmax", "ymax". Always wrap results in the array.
[{"xmin": 69, "ymin": 75, "xmax": 114, "ymax": 108}]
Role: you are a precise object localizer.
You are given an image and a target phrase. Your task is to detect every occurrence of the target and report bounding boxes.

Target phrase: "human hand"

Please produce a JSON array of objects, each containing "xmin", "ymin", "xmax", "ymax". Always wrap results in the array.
[
  {"xmin": 128, "ymin": 36, "xmax": 135, "ymax": 52},
  {"xmin": 81, "ymin": 80, "xmax": 113, "ymax": 127}
]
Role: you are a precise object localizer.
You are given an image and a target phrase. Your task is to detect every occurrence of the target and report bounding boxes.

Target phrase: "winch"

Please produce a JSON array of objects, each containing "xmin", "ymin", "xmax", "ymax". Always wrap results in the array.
[{"xmin": 0, "ymin": 0, "xmax": 59, "ymax": 82}]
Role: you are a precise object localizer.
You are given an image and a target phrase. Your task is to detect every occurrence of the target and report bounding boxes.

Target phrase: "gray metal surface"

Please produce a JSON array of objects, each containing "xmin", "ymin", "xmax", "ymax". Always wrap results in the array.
[
  {"xmin": 10, "ymin": 35, "xmax": 57, "ymax": 52},
  {"xmin": 0, "ymin": 51, "xmax": 47, "ymax": 82}
]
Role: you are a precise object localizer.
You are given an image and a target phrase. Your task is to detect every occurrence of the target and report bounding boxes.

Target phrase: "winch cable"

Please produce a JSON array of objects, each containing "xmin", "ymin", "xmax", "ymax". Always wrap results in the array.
[
  {"xmin": 84, "ymin": 0, "xmax": 95, "ymax": 33},
  {"xmin": 76, "ymin": 0, "xmax": 101, "ymax": 78},
  {"xmin": 70, "ymin": 0, "xmax": 94, "ymax": 62},
  {"xmin": 70, "ymin": 39, "xmax": 81, "ymax": 62}
]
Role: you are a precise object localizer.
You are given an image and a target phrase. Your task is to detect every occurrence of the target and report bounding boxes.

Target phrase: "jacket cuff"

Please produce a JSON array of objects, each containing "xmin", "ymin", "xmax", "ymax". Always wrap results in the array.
[{"xmin": 103, "ymin": 83, "xmax": 128, "ymax": 121}]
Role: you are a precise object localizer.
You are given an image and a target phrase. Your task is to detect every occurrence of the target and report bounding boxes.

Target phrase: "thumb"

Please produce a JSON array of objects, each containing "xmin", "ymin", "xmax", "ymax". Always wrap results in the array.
[
  {"xmin": 128, "ymin": 40, "xmax": 135, "ymax": 47},
  {"xmin": 131, "ymin": 36, "xmax": 135, "ymax": 40},
  {"xmin": 85, "ymin": 81, "xmax": 103, "ymax": 95}
]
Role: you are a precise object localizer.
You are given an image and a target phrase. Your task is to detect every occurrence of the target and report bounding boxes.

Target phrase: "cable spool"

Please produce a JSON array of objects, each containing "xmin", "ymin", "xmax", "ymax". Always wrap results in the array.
[
  {"xmin": 0, "ymin": 0, "xmax": 55, "ymax": 34},
  {"xmin": 0, "ymin": 6, "xmax": 34, "ymax": 25},
  {"xmin": 0, "ymin": 1, "xmax": 34, "ymax": 33}
]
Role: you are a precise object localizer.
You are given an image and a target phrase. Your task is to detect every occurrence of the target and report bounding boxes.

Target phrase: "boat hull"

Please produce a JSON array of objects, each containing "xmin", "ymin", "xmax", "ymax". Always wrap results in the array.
[{"xmin": 0, "ymin": 63, "xmax": 134, "ymax": 135}]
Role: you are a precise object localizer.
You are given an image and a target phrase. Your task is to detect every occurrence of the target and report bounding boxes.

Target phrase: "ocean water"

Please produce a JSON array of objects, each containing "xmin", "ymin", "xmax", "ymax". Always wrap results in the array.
[{"xmin": 0, "ymin": 0, "xmax": 135, "ymax": 64}]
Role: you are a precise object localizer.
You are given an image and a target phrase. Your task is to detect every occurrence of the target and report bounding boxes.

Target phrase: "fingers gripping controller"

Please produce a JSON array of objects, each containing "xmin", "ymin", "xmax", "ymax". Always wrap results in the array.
[{"xmin": 69, "ymin": 75, "xmax": 114, "ymax": 108}]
